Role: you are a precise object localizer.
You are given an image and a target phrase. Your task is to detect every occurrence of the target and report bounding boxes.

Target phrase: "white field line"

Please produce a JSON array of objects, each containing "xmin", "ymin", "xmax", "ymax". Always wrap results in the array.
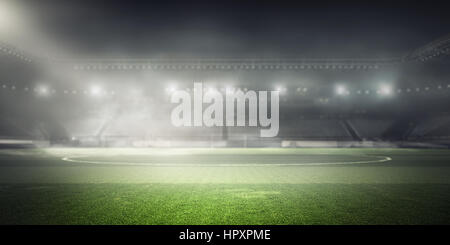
[{"xmin": 61, "ymin": 154, "xmax": 392, "ymax": 167}]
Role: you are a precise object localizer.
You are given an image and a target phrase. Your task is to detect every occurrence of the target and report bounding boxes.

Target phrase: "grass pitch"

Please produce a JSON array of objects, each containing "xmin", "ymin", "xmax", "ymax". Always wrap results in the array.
[{"xmin": 1, "ymin": 147, "xmax": 450, "ymax": 224}]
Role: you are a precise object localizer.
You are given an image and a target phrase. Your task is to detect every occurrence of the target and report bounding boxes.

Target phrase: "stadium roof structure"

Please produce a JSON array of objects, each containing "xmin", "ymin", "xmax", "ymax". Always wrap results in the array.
[{"xmin": 1, "ymin": 33, "xmax": 450, "ymax": 71}]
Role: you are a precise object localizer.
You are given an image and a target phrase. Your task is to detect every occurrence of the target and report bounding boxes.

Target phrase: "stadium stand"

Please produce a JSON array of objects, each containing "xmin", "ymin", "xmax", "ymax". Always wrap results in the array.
[{"xmin": 349, "ymin": 119, "xmax": 393, "ymax": 140}]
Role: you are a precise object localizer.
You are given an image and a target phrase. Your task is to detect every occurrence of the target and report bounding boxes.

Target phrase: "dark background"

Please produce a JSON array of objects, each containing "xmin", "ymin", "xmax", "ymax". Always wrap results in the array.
[{"xmin": 19, "ymin": 0, "xmax": 450, "ymax": 57}]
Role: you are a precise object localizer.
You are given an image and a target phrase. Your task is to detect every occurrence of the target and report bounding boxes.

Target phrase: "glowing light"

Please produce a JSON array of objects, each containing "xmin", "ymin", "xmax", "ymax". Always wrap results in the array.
[
  {"xmin": 166, "ymin": 84, "xmax": 177, "ymax": 94},
  {"xmin": 90, "ymin": 86, "xmax": 103, "ymax": 96},
  {"xmin": 36, "ymin": 85, "xmax": 49, "ymax": 96},
  {"xmin": 379, "ymin": 84, "xmax": 392, "ymax": 95},
  {"xmin": 275, "ymin": 86, "xmax": 286, "ymax": 93},
  {"xmin": 0, "ymin": 1, "xmax": 21, "ymax": 34},
  {"xmin": 336, "ymin": 85, "xmax": 348, "ymax": 96}
]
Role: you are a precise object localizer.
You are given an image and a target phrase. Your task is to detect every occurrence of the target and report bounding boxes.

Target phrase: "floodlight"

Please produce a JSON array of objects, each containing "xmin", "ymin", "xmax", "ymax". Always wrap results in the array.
[
  {"xmin": 36, "ymin": 85, "xmax": 49, "ymax": 96},
  {"xmin": 90, "ymin": 86, "xmax": 102, "ymax": 96},
  {"xmin": 379, "ymin": 84, "xmax": 392, "ymax": 95},
  {"xmin": 336, "ymin": 85, "xmax": 347, "ymax": 95}
]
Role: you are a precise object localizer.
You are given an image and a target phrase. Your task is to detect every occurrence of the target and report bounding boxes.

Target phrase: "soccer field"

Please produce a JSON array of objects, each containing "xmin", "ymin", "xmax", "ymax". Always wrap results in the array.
[{"xmin": 1, "ymin": 147, "xmax": 450, "ymax": 224}]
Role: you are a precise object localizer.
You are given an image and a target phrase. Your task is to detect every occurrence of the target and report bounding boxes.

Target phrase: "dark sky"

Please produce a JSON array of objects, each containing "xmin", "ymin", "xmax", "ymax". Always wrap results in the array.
[{"xmin": 18, "ymin": 0, "xmax": 450, "ymax": 58}]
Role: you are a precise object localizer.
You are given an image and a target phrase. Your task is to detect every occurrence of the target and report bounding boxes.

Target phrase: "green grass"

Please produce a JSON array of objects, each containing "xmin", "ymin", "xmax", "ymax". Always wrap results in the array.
[{"xmin": 1, "ymin": 148, "xmax": 450, "ymax": 224}]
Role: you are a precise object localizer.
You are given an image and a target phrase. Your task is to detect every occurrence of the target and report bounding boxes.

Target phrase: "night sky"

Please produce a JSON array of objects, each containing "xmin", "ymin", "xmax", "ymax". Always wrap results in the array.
[{"xmin": 12, "ymin": 0, "xmax": 450, "ymax": 57}]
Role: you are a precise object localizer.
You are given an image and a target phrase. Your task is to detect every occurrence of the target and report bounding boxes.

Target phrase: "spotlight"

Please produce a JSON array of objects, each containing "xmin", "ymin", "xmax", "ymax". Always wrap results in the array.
[
  {"xmin": 379, "ymin": 84, "xmax": 392, "ymax": 95},
  {"xmin": 336, "ymin": 85, "xmax": 348, "ymax": 96},
  {"xmin": 90, "ymin": 86, "xmax": 103, "ymax": 96},
  {"xmin": 36, "ymin": 85, "xmax": 49, "ymax": 96}
]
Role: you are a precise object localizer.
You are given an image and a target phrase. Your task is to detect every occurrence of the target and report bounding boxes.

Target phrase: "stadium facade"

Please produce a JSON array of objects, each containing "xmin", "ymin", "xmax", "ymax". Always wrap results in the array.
[{"xmin": 1, "ymin": 34, "xmax": 450, "ymax": 148}]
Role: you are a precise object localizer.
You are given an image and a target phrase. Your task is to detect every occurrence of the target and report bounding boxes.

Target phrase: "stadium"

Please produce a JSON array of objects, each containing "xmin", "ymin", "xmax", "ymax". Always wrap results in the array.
[{"xmin": 1, "ymin": 0, "xmax": 450, "ymax": 226}]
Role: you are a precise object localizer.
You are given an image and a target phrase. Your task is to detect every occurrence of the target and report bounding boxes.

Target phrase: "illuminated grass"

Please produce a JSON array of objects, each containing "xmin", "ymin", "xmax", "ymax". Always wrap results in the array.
[
  {"xmin": 0, "ymin": 148, "xmax": 450, "ymax": 224},
  {"xmin": 1, "ymin": 183, "xmax": 450, "ymax": 225}
]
